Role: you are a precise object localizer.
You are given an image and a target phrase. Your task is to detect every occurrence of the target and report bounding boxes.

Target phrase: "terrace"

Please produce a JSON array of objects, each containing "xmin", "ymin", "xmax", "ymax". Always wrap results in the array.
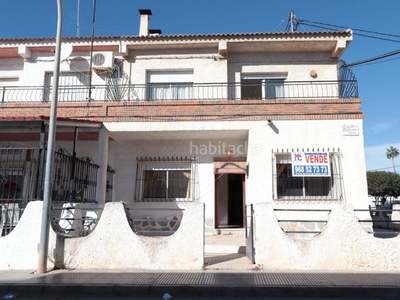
[{"xmin": 0, "ymin": 80, "xmax": 358, "ymax": 103}]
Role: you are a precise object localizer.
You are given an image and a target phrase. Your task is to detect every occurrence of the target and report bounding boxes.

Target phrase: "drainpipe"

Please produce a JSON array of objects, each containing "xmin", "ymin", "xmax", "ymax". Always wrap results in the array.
[{"xmin": 37, "ymin": 0, "xmax": 62, "ymax": 274}]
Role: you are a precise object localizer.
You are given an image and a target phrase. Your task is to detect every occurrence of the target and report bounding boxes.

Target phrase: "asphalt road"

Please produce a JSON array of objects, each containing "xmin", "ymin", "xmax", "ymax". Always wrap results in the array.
[{"xmin": 4, "ymin": 293, "xmax": 397, "ymax": 300}]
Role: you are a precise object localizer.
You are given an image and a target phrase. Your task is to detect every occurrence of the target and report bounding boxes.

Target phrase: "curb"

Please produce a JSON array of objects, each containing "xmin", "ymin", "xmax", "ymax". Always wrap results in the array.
[{"xmin": 1, "ymin": 284, "xmax": 400, "ymax": 299}]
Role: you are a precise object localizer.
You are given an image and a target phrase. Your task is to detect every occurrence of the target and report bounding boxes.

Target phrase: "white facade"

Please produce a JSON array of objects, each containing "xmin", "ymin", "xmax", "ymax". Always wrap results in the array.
[
  {"xmin": 105, "ymin": 116, "xmax": 368, "ymax": 234},
  {"xmin": 0, "ymin": 10, "xmax": 367, "ymax": 238}
]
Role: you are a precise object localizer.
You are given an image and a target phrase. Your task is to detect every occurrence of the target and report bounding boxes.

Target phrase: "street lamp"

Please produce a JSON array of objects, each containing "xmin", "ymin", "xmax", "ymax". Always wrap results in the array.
[{"xmin": 37, "ymin": 0, "xmax": 63, "ymax": 274}]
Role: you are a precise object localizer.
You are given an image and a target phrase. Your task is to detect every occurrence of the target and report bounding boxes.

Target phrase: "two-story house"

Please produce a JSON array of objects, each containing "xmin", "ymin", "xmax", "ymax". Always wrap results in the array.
[{"xmin": 0, "ymin": 9, "xmax": 368, "ymax": 238}]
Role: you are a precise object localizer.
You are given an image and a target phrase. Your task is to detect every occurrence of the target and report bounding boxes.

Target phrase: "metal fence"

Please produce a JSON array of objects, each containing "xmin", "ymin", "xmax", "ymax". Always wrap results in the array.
[
  {"xmin": 0, "ymin": 146, "xmax": 42, "ymax": 236},
  {"xmin": 354, "ymin": 208, "xmax": 400, "ymax": 238},
  {"xmin": 0, "ymin": 80, "xmax": 359, "ymax": 103},
  {"xmin": 126, "ymin": 207, "xmax": 184, "ymax": 236},
  {"xmin": 0, "ymin": 145, "xmax": 102, "ymax": 236},
  {"xmin": 51, "ymin": 148, "xmax": 99, "ymax": 203},
  {"xmin": 274, "ymin": 208, "xmax": 332, "ymax": 238},
  {"xmin": 275, "ymin": 207, "xmax": 400, "ymax": 239},
  {"xmin": 51, "ymin": 204, "xmax": 103, "ymax": 237}
]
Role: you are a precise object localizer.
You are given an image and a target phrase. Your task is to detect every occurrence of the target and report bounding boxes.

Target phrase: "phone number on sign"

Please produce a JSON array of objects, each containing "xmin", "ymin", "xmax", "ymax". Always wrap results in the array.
[{"xmin": 293, "ymin": 165, "xmax": 329, "ymax": 175}]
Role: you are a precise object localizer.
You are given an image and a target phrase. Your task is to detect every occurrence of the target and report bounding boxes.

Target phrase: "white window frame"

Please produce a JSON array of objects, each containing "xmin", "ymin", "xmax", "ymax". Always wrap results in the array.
[
  {"xmin": 241, "ymin": 73, "xmax": 287, "ymax": 99},
  {"xmin": 44, "ymin": 71, "xmax": 90, "ymax": 102},
  {"xmin": 147, "ymin": 71, "xmax": 194, "ymax": 100},
  {"xmin": 0, "ymin": 77, "xmax": 19, "ymax": 86},
  {"xmin": 273, "ymin": 151, "xmax": 344, "ymax": 201}
]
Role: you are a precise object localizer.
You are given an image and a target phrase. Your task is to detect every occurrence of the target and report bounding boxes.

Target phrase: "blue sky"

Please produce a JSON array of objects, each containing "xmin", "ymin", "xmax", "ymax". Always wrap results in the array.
[{"xmin": 1, "ymin": 0, "xmax": 399, "ymax": 172}]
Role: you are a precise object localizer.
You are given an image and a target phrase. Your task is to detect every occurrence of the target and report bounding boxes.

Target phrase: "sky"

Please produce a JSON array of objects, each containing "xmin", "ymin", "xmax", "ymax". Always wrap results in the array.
[{"xmin": 1, "ymin": 0, "xmax": 399, "ymax": 172}]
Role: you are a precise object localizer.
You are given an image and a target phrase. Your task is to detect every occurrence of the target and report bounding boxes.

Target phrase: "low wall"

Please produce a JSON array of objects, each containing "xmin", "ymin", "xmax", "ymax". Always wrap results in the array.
[
  {"xmin": 254, "ymin": 203, "xmax": 400, "ymax": 271},
  {"xmin": 0, "ymin": 201, "xmax": 204, "ymax": 270},
  {"xmin": 0, "ymin": 201, "xmax": 55, "ymax": 270},
  {"xmin": 59, "ymin": 201, "xmax": 204, "ymax": 270}
]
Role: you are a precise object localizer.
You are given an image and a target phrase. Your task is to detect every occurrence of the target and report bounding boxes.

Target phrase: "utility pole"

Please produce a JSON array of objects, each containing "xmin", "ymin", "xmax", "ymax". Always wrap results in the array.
[
  {"xmin": 289, "ymin": 10, "xmax": 295, "ymax": 33},
  {"xmin": 77, "ymin": 0, "xmax": 80, "ymax": 37},
  {"xmin": 285, "ymin": 10, "xmax": 299, "ymax": 33},
  {"xmin": 88, "ymin": 0, "xmax": 97, "ymax": 101},
  {"xmin": 37, "ymin": 0, "xmax": 62, "ymax": 274}
]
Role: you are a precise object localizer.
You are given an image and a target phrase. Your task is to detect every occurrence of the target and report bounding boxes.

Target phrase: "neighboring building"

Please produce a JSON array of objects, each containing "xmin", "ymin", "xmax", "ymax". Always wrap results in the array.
[{"xmin": 0, "ymin": 9, "xmax": 368, "ymax": 237}]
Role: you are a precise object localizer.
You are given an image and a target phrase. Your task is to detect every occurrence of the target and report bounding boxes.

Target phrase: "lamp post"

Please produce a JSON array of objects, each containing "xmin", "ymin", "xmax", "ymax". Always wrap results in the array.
[{"xmin": 37, "ymin": 0, "xmax": 63, "ymax": 274}]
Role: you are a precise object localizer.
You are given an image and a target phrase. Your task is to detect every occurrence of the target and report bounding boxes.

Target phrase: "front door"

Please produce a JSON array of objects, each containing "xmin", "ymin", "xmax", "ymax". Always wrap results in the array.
[{"xmin": 215, "ymin": 173, "xmax": 245, "ymax": 228}]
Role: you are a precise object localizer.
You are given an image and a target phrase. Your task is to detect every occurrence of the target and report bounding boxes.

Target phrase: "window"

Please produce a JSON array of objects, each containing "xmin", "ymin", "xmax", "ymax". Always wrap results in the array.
[
  {"xmin": 0, "ymin": 77, "xmax": 20, "ymax": 103},
  {"xmin": 273, "ymin": 152, "xmax": 343, "ymax": 200},
  {"xmin": 147, "ymin": 71, "xmax": 193, "ymax": 100},
  {"xmin": 44, "ymin": 72, "xmax": 89, "ymax": 102},
  {"xmin": 143, "ymin": 170, "xmax": 191, "ymax": 199},
  {"xmin": 241, "ymin": 74, "xmax": 286, "ymax": 100},
  {"xmin": 135, "ymin": 157, "xmax": 197, "ymax": 202},
  {"xmin": 0, "ymin": 77, "xmax": 19, "ymax": 86}
]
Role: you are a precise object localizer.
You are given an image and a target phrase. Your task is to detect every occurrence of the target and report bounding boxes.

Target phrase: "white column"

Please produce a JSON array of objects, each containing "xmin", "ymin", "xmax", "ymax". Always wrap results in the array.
[{"xmin": 96, "ymin": 126, "xmax": 109, "ymax": 204}]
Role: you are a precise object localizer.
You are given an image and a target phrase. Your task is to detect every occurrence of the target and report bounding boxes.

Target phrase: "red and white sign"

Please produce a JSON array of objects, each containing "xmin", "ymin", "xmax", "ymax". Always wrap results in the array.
[{"xmin": 291, "ymin": 152, "xmax": 331, "ymax": 177}]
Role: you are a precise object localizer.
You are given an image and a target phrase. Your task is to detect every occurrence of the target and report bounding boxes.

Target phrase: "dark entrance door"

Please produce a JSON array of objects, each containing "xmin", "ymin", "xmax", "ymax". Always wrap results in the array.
[{"xmin": 215, "ymin": 173, "xmax": 245, "ymax": 228}]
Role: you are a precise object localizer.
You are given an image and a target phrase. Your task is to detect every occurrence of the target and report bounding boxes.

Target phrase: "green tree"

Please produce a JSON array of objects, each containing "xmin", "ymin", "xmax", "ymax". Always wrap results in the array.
[
  {"xmin": 367, "ymin": 171, "xmax": 400, "ymax": 205},
  {"xmin": 386, "ymin": 146, "xmax": 399, "ymax": 173}
]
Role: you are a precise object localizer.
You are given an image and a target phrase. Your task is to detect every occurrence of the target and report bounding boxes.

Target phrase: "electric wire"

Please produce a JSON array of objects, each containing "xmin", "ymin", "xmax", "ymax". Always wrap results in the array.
[
  {"xmin": 351, "ymin": 56, "xmax": 400, "ymax": 68},
  {"xmin": 291, "ymin": 18, "xmax": 400, "ymax": 68},
  {"xmin": 300, "ymin": 21, "xmax": 400, "ymax": 44},
  {"xmin": 346, "ymin": 48, "xmax": 400, "ymax": 67},
  {"xmin": 299, "ymin": 19, "xmax": 400, "ymax": 40},
  {"xmin": 367, "ymin": 164, "xmax": 400, "ymax": 172}
]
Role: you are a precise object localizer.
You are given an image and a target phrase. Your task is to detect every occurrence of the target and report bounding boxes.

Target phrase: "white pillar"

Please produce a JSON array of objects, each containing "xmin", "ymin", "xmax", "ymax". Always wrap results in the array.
[{"xmin": 96, "ymin": 126, "xmax": 109, "ymax": 204}]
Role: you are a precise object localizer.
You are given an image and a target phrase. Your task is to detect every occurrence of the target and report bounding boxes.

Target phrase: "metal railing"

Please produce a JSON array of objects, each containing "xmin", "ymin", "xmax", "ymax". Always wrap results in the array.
[
  {"xmin": 0, "ymin": 145, "xmax": 109, "ymax": 237},
  {"xmin": 355, "ymin": 208, "xmax": 400, "ymax": 238},
  {"xmin": 275, "ymin": 207, "xmax": 400, "ymax": 239},
  {"xmin": 51, "ymin": 205, "xmax": 103, "ymax": 237},
  {"xmin": 52, "ymin": 148, "xmax": 99, "ymax": 203},
  {"xmin": 126, "ymin": 207, "xmax": 184, "ymax": 236},
  {"xmin": 274, "ymin": 208, "xmax": 332, "ymax": 238},
  {"xmin": 0, "ymin": 146, "xmax": 42, "ymax": 236},
  {"xmin": 0, "ymin": 80, "xmax": 359, "ymax": 103}
]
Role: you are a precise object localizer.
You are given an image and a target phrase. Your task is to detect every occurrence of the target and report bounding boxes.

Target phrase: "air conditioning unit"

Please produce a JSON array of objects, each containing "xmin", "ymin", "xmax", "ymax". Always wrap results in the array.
[{"xmin": 92, "ymin": 52, "xmax": 114, "ymax": 71}]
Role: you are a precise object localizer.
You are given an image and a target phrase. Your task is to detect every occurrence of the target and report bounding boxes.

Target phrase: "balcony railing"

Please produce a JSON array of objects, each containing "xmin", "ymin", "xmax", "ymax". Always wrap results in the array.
[{"xmin": 0, "ymin": 80, "xmax": 358, "ymax": 103}]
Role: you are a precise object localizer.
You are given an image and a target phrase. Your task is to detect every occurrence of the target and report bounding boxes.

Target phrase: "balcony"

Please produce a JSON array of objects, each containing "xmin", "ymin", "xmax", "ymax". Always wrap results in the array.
[{"xmin": 0, "ymin": 80, "xmax": 358, "ymax": 103}]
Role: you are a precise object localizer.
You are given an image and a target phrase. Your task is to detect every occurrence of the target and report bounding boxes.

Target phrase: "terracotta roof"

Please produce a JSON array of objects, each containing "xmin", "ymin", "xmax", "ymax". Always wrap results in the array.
[{"xmin": 0, "ymin": 30, "xmax": 352, "ymax": 43}]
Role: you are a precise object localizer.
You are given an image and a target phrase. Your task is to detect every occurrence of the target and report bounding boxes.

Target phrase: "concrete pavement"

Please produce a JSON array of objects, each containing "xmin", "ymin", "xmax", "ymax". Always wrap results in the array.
[
  {"xmin": 0, "ymin": 268, "xmax": 400, "ymax": 299},
  {"xmin": 0, "ymin": 235, "xmax": 399, "ymax": 299}
]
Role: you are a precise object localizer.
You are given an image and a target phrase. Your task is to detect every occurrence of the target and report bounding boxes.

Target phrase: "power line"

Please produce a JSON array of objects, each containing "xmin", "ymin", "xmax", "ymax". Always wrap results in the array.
[
  {"xmin": 346, "ymin": 48, "xmax": 400, "ymax": 67},
  {"xmin": 367, "ymin": 164, "xmax": 400, "ymax": 172},
  {"xmin": 299, "ymin": 19, "xmax": 400, "ymax": 40},
  {"xmin": 301, "ymin": 22, "xmax": 400, "ymax": 44},
  {"xmin": 350, "ymin": 56, "xmax": 400, "ymax": 68},
  {"xmin": 292, "ymin": 18, "xmax": 400, "ymax": 68}
]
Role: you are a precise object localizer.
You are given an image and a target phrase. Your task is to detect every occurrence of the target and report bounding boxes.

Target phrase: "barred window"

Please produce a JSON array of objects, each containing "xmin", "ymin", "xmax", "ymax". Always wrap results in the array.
[
  {"xmin": 135, "ymin": 157, "xmax": 197, "ymax": 202},
  {"xmin": 273, "ymin": 151, "xmax": 343, "ymax": 201}
]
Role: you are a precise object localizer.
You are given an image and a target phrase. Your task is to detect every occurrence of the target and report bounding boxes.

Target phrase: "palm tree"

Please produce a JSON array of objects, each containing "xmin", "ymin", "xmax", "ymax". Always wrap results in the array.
[{"xmin": 386, "ymin": 146, "xmax": 399, "ymax": 173}]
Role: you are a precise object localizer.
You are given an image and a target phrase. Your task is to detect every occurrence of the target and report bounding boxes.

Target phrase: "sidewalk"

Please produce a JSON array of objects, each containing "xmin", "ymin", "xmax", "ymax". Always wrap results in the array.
[
  {"xmin": 0, "ymin": 235, "xmax": 399, "ymax": 299},
  {"xmin": 0, "ymin": 268, "xmax": 400, "ymax": 299}
]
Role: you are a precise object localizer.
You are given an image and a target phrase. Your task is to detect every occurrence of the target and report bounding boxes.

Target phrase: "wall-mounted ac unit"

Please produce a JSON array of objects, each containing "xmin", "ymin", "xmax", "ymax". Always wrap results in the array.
[{"xmin": 92, "ymin": 52, "xmax": 114, "ymax": 71}]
